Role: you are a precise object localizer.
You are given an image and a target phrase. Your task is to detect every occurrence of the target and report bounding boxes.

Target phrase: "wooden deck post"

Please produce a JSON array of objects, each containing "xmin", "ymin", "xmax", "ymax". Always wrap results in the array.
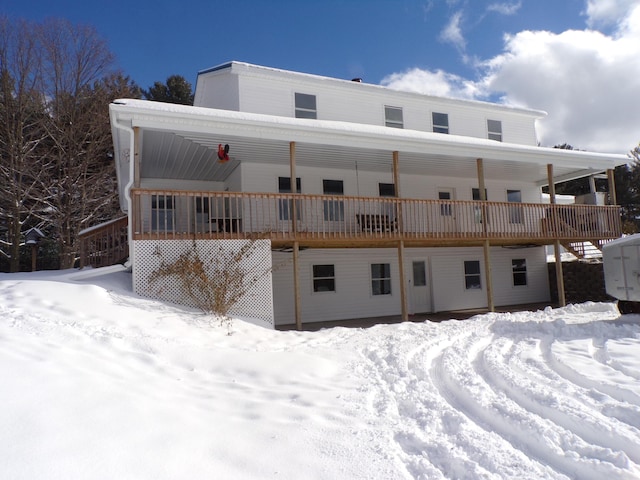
[
  {"xmin": 133, "ymin": 127, "xmax": 141, "ymax": 188},
  {"xmin": 548, "ymin": 164, "xmax": 566, "ymax": 307},
  {"xmin": 477, "ymin": 158, "xmax": 494, "ymax": 312},
  {"xmin": 289, "ymin": 142, "xmax": 303, "ymax": 330},
  {"xmin": 393, "ymin": 151, "xmax": 409, "ymax": 321},
  {"xmin": 398, "ymin": 240, "xmax": 408, "ymax": 321},
  {"xmin": 293, "ymin": 241, "xmax": 302, "ymax": 330},
  {"xmin": 290, "ymin": 142, "xmax": 298, "ymax": 235}
]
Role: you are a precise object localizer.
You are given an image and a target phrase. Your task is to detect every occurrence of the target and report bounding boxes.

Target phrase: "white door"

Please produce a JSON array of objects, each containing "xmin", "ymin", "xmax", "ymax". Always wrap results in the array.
[
  {"xmin": 409, "ymin": 259, "xmax": 432, "ymax": 313},
  {"xmin": 437, "ymin": 188, "xmax": 456, "ymax": 233}
]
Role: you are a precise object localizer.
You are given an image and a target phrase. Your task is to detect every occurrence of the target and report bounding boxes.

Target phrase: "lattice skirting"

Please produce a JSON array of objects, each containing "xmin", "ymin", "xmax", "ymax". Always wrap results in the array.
[{"xmin": 132, "ymin": 239, "xmax": 274, "ymax": 328}]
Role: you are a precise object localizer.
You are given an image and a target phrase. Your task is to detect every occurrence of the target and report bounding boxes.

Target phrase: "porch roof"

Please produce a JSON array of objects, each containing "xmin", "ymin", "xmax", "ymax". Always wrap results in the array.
[{"xmin": 110, "ymin": 99, "xmax": 626, "ymax": 200}]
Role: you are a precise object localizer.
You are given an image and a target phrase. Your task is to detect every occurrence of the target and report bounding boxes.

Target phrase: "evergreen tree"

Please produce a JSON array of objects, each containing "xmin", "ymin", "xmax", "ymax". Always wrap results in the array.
[
  {"xmin": 616, "ymin": 144, "xmax": 640, "ymax": 233},
  {"xmin": 143, "ymin": 74, "xmax": 194, "ymax": 105}
]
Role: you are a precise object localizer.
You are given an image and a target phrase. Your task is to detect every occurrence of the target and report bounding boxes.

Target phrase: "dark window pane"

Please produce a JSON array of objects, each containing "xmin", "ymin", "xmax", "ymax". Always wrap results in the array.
[
  {"xmin": 464, "ymin": 260, "xmax": 480, "ymax": 275},
  {"xmin": 323, "ymin": 179, "xmax": 344, "ymax": 195},
  {"xmin": 313, "ymin": 264, "xmax": 334, "ymax": 278},
  {"xmin": 413, "ymin": 261, "xmax": 426, "ymax": 286},
  {"xmin": 432, "ymin": 112, "xmax": 449, "ymax": 133},
  {"xmin": 378, "ymin": 183, "xmax": 396, "ymax": 197},
  {"xmin": 295, "ymin": 93, "xmax": 316, "ymax": 111},
  {"xmin": 314, "ymin": 278, "xmax": 335, "ymax": 292},
  {"xmin": 465, "ymin": 276, "xmax": 482, "ymax": 289},
  {"xmin": 371, "ymin": 263, "xmax": 390, "ymax": 278},
  {"xmin": 507, "ymin": 190, "xmax": 522, "ymax": 203}
]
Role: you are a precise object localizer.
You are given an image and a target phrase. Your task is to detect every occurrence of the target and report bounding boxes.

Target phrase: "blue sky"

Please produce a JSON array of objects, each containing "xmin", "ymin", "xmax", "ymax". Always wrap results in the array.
[
  {"xmin": 2, "ymin": 0, "xmax": 640, "ymax": 153},
  {"xmin": 0, "ymin": 0, "xmax": 590, "ymax": 88}
]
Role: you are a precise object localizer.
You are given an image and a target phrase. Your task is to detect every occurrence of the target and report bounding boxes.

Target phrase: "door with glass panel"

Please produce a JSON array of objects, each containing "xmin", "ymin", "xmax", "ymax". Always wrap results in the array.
[{"xmin": 409, "ymin": 259, "xmax": 431, "ymax": 313}]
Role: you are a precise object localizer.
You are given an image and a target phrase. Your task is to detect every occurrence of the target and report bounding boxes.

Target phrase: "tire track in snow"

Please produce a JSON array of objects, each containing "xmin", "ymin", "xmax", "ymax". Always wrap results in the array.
[
  {"xmin": 429, "ymin": 329, "xmax": 638, "ymax": 480},
  {"xmin": 543, "ymin": 336, "xmax": 640, "ymax": 405},
  {"xmin": 478, "ymin": 337, "xmax": 640, "ymax": 464},
  {"xmin": 359, "ymin": 324, "xmax": 563, "ymax": 479}
]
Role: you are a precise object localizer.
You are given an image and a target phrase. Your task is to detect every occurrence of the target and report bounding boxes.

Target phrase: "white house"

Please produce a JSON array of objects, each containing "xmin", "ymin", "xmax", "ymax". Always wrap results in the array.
[{"xmin": 100, "ymin": 61, "xmax": 626, "ymax": 328}]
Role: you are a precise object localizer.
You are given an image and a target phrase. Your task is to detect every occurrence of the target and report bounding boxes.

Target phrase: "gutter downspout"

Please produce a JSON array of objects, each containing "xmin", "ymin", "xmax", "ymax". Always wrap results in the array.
[{"xmin": 110, "ymin": 108, "xmax": 137, "ymax": 269}]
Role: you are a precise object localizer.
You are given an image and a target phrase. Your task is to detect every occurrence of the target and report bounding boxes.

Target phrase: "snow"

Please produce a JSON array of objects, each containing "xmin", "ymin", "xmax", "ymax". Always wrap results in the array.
[{"xmin": 1, "ymin": 266, "xmax": 639, "ymax": 479}]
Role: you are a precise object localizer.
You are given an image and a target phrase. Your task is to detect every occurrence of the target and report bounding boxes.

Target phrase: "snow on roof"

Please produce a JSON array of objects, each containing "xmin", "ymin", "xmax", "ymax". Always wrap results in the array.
[{"xmin": 110, "ymin": 98, "xmax": 626, "ymax": 169}]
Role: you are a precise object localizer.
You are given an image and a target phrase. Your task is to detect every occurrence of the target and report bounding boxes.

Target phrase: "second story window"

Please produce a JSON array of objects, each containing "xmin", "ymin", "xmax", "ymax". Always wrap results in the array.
[
  {"xmin": 487, "ymin": 119, "xmax": 502, "ymax": 141},
  {"xmin": 385, "ymin": 106, "xmax": 403, "ymax": 128},
  {"xmin": 295, "ymin": 93, "xmax": 317, "ymax": 119},
  {"xmin": 432, "ymin": 112, "xmax": 449, "ymax": 134}
]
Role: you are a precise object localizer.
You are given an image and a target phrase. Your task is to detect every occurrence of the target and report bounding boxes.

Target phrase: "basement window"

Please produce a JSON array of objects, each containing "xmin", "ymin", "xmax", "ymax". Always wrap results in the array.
[
  {"xmin": 371, "ymin": 263, "xmax": 392, "ymax": 295},
  {"xmin": 464, "ymin": 260, "xmax": 482, "ymax": 290},
  {"xmin": 512, "ymin": 259, "xmax": 528, "ymax": 286},
  {"xmin": 313, "ymin": 264, "xmax": 335, "ymax": 292}
]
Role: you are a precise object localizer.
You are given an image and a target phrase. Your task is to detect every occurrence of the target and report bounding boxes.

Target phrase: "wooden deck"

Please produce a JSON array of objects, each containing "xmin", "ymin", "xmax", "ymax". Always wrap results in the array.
[
  {"xmin": 128, "ymin": 188, "xmax": 622, "ymax": 247},
  {"xmin": 78, "ymin": 189, "xmax": 622, "ymax": 268}
]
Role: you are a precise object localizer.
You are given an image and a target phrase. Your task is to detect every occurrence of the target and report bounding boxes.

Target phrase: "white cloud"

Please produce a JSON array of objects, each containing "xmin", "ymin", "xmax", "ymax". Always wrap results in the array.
[
  {"xmin": 487, "ymin": 2, "xmax": 522, "ymax": 16},
  {"xmin": 482, "ymin": 5, "xmax": 640, "ymax": 153},
  {"xmin": 440, "ymin": 11, "xmax": 466, "ymax": 51},
  {"xmin": 380, "ymin": 68, "xmax": 480, "ymax": 99},
  {"xmin": 381, "ymin": 2, "xmax": 640, "ymax": 154},
  {"xmin": 584, "ymin": 0, "xmax": 640, "ymax": 29}
]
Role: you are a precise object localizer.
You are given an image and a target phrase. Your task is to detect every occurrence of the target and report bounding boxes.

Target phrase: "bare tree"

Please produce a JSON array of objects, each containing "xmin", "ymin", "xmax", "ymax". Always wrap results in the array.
[
  {"xmin": 34, "ymin": 19, "xmax": 125, "ymax": 268},
  {"xmin": 0, "ymin": 17, "xmax": 49, "ymax": 272}
]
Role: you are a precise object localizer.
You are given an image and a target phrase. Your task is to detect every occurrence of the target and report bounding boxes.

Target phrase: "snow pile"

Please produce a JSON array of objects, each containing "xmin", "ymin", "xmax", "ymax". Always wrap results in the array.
[{"xmin": 1, "ymin": 266, "xmax": 639, "ymax": 479}]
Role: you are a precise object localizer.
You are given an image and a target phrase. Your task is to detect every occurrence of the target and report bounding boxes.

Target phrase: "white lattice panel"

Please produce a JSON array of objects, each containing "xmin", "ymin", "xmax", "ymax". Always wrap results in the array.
[{"xmin": 132, "ymin": 239, "xmax": 274, "ymax": 328}]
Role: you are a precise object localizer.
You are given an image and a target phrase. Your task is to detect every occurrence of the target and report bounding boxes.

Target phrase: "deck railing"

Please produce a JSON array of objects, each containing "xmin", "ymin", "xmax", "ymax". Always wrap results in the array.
[
  {"xmin": 129, "ymin": 188, "xmax": 622, "ymax": 245},
  {"xmin": 78, "ymin": 216, "xmax": 129, "ymax": 268}
]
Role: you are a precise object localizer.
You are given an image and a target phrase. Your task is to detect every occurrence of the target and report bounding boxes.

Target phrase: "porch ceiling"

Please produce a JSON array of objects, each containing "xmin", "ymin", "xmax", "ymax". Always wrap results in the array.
[{"xmin": 139, "ymin": 129, "xmax": 597, "ymax": 186}]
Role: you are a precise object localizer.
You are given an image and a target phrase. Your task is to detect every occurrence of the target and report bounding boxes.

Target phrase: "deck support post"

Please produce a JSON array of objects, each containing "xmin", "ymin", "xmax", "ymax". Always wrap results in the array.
[
  {"xmin": 290, "ymin": 141, "xmax": 298, "ymax": 234},
  {"xmin": 477, "ymin": 158, "xmax": 494, "ymax": 312},
  {"xmin": 393, "ymin": 151, "xmax": 409, "ymax": 321},
  {"xmin": 483, "ymin": 240, "xmax": 495, "ymax": 312},
  {"xmin": 289, "ymin": 142, "xmax": 302, "ymax": 330},
  {"xmin": 133, "ymin": 127, "xmax": 141, "ymax": 188},
  {"xmin": 548, "ymin": 164, "xmax": 566, "ymax": 307},
  {"xmin": 293, "ymin": 241, "xmax": 302, "ymax": 330},
  {"xmin": 607, "ymin": 168, "xmax": 617, "ymax": 205},
  {"xmin": 398, "ymin": 240, "xmax": 409, "ymax": 322}
]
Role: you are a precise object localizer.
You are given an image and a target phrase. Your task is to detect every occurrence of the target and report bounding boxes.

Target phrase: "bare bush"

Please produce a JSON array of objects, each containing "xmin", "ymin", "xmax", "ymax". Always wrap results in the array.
[{"xmin": 149, "ymin": 239, "xmax": 272, "ymax": 334}]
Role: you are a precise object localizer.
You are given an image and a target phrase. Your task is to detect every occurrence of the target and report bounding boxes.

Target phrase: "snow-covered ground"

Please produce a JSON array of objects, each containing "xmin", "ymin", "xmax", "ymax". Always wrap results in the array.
[{"xmin": 1, "ymin": 266, "xmax": 639, "ymax": 479}]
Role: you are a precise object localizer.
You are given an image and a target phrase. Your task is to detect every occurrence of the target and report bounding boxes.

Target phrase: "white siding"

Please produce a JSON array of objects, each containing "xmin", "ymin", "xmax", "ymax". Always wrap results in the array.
[
  {"xmin": 195, "ymin": 64, "xmax": 542, "ymax": 146},
  {"xmin": 272, "ymin": 246, "xmax": 550, "ymax": 326},
  {"xmin": 194, "ymin": 72, "xmax": 240, "ymax": 111},
  {"xmin": 240, "ymin": 161, "xmax": 540, "ymax": 203}
]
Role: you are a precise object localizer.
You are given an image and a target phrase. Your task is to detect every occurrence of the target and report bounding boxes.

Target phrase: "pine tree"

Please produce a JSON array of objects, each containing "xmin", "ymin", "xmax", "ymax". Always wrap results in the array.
[{"xmin": 143, "ymin": 75, "xmax": 194, "ymax": 105}]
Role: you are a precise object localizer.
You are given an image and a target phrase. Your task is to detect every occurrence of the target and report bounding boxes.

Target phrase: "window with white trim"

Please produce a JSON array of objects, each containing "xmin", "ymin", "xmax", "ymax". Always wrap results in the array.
[
  {"xmin": 371, "ymin": 263, "xmax": 392, "ymax": 295},
  {"xmin": 472, "ymin": 188, "xmax": 488, "ymax": 224},
  {"xmin": 512, "ymin": 259, "xmax": 527, "ymax": 286},
  {"xmin": 323, "ymin": 179, "xmax": 344, "ymax": 221},
  {"xmin": 278, "ymin": 177, "xmax": 302, "ymax": 221},
  {"xmin": 313, "ymin": 264, "xmax": 335, "ymax": 292},
  {"xmin": 385, "ymin": 106, "xmax": 403, "ymax": 128},
  {"xmin": 439, "ymin": 190, "xmax": 453, "ymax": 216},
  {"xmin": 295, "ymin": 93, "xmax": 317, "ymax": 119},
  {"xmin": 151, "ymin": 194, "xmax": 175, "ymax": 231},
  {"xmin": 507, "ymin": 189, "xmax": 523, "ymax": 224},
  {"xmin": 432, "ymin": 112, "xmax": 449, "ymax": 134},
  {"xmin": 487, "ymin": 119, "xmax": 502, "ymax": 141},
  {"xmin": 464, "ymin": 260, "xmax": 482, "ymax": 290}
]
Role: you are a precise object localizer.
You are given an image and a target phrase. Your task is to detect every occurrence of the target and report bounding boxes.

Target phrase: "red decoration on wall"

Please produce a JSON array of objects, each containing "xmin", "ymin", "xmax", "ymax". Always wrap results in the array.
[{"xmin": 218, "ymin": 144, "xmax": 230, "ymax": 163}]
